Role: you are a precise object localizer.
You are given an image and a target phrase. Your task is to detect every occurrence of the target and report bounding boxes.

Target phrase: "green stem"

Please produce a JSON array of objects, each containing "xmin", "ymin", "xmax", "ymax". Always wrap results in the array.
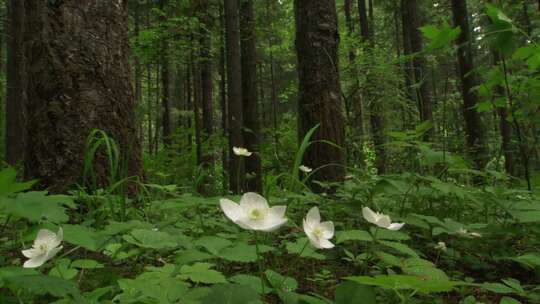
[
  {"xmin": 253, "ymin": 232, "xmax": 266, "ymax": 297},
  {"xmin": 280, "ymin": 238, "xmax": 310, "ymax": 290}
]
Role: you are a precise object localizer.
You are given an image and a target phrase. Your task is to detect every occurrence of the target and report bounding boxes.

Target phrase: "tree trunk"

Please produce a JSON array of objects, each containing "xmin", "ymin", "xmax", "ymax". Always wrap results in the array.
[
  {"xmin": 344, "ymin": 0, "xmax": 365, "ymax": 163},
  {"xmin": 160, "ymin": 0, "xmax": 172, "ymax": 146},
  {"xmin": 224, "ymin": 0, "xmax": 245, "ymax": 194},
  {"xmin": 5, "ymin": 0, "xmax": 25, "ymax": 165},
  {"xmin": 22, "ymin": 1, "xmax": 143, "ymax": 192},
  {"xmin": 404, "ymin": 0, "xmax": 433, "ymax": 140},
  {"xmin": 294, "ymin": 0, "xmax": 345, "ymax": 189},
  {"xmin": 240, "ymin": 0, "xmax": 262, "ymax": 193},
  {"xmin": 400, "ymin": 0, "xmax": 415, "ymax": 108},
  {"xmin": 219, "ymin": 2, "xmax": 228, "ymax": 193},
  {"xmin": 358, "ymin": 0, "xmax": 386, "ymax": 174},
  {"xmin": 451, "ymin": 0, "xmax": 488, "ymax": 170}
]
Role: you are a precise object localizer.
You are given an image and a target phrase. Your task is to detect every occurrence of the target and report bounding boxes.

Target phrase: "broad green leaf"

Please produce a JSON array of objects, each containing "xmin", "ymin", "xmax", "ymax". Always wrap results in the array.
[
  {"xmin": 230, "ymin": 274, "xmax": 269, "ymax": 294},
  {"xmin": 346, "ymin": 274, "xmax": 460, "ymax": 294},
  {"xmin": 265, "ymin": 269, "xmax": 298, "ymax": 292},
  {"xmin": 0, "ymin": 192, "xmax": 72, "ymax": 223},
  {"xmin": 63, "ymin": 224, "xmax": 108, "ymax": 251},
  {"xmin": 0, "ymin": 167, "xmax": 36, "ymax": 196},
  {"xmin": 335, "ymin": 281, "xmax": 376, "ymax": 304},
  {"xmin": 176, "ymin": 248, "xmax": 214, "ymax": 265},
  {"xmin": 49, "ymin": 259, "xmax": 78, "ymax": 280},
  {"xmin": 379, "ymin": 240, "xmax": 419, "ymax": 258},
  {"xmin": 195, "ymin": 236, "xmax": 233, "ymax": 255},
  {"xmin": 286, "ymin": 238, "xmax": 325, "ymax": 260},
  {"xmin": 336, "ymin": 230, "xmax": 373, "ymax": 243},
  {"xmin": 218, "ymin": 243, "xmax": 257, "ymax": 263},
  {"xmin": 420, "ymin": 23, "xmax": 461, "ymax": 50},
  {"xmin": 481, "ymin": 282, "xmax": 514, "ymax": 294},
  {"xmin": 179, "ymin": 263, "xmax": 227, "ymax": 284},
  {"xmin": 201, "ymin": 284, "xmax": 261, "ymax": 304},
  {"xmin": 123, "ymin": 228, "xmax": 178, "ymax": 249},
  {"xmin": 70, "ymin": 259, "xmax": 104, "ymax": 269}
]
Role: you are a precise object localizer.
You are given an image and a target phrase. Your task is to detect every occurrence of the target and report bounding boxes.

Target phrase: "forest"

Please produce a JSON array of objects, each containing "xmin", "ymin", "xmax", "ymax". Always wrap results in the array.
[{"xmin": 1, "ymin": 0, "xmax": 540, "ymax": 303}]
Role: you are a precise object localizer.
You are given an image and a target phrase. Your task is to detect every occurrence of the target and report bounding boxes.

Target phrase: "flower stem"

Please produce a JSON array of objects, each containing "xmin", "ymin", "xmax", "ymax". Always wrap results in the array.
[
  {"xmin": 280, "ymin": 238, "xmax": 310, "ymax": 289},
  {"xmin": 253, "ymin": 232, "xmax": 266, "ymax": 297}
]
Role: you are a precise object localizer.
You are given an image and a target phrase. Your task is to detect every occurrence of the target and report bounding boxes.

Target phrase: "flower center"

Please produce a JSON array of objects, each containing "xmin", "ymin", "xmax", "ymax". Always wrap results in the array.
[
  {"xmin": 313, "ymin": 227, "xmax": 324, "ymax": 238},
  {"xmin": 249, "ymin": 208, "xmax": 265, "ymax": 220},
  {"xmin": 38, "ymin": 243, "xmax": 48, "ymax": 253}
]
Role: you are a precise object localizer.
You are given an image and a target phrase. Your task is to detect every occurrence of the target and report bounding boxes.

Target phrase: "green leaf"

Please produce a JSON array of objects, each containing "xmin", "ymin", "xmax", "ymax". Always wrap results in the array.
[
  {"xmin": 481, "ymin": 282, "xmax": 515, "ymax": 294},
  {"xmin": 6, "ymin": 275, "xmax": 80, "ymax": 298},
  {"xmin": 379, "ymin": 240, "xmax": 419, "ymax": 258},
  {"xmin": 420, "ymin": 23, "xmax": 461, "ymax": 50},
  {"xmin": 123, "ymin": 228, "xmax": 179, "ymax": 249},
  {"xmin": 285, "ymin": 238, "xmax": 325, "ymax": 260},
  {"xmin": 372, "ymin": 228, "xmax": 410, "ymax": 241},
  {"xmin": 510, "ymin": 253, "xmax": 540, "ymax": 268},
  {"xmin": 500, "ymin": 297, "xmax": 521, "ymax": 304},
  {"xmin": 0, "ymin": 167, "xmax": 37, "ymax": 196},
  {"xmin": 63, "ymin": 224, "xmax": 107, "ymax": 251},
  {"xmin": 49, "ymin": 259, "xmax": 78, "ymax": 280},
  {"xmin": 0, "ymin": 192, "xmax": 72, "ymax": 223},
  {"xmin": 336, "ymin": 230, "xmax": 373, "ymax": 243},
  {"xmin": 335, "ymin": 281, "xmax": 376, "ymax": 304},
  {"xmin": 179, "ymin": 263, "xmax": 227, "ymax": 284},
  {"xmin": 265, "ymin": 269, "xmax": 298, "ymax": 292},
  {"xmin": 70, "ymin": 259, "xmax": 104, "ymax": 269},
  {"xmin": 230, "ymin": 274, "xmax": 268, "ymax": 294},
  {"xmin": 201, "ymin": 284, "xmax": 261, "ymax": 304},
  {"xmin": 195, "ymin": 236, "xmax": 233, "ymax": 255},
  {"xmin": 346, "ymin": 274, "xmax": 460, "ymax": 294},
  {"xmin": 176, "ymin": 248, "xmax": 214, "ymax": 265},
  {"xmin": 218, "ymin": 243, "xmax": 257, "ymax": 263}
]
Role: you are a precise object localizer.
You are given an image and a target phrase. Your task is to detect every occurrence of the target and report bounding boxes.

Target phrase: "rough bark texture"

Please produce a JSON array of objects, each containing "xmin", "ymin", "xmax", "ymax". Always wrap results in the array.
[
  {"xmin": 225, "ymin": 0, "xmax": 245, "ymax": 194},
  {"xmin": 240, "ymin": 0, "xmax": 263, "ymax": 193},
  {"xmin": 404, "ymin": 0, "xmax": 433, "ymax": 139},
  {"xmin": 219, "ymin": 2, "xmax": 229, "ymax": 193},
  {"xmin": 6, "ymin": 0, "xmax": 26, "ymax": 165},
  {"xmin": 295, "ymin": 0, "xmax": 345, "ymax": 188},
  {"xmin": 23, "ymin": 0, "xmax": 143, "ymax": 192},
  {"xmin": 451, "ymin": 0, "xmax": 488, "ymax": 170}
]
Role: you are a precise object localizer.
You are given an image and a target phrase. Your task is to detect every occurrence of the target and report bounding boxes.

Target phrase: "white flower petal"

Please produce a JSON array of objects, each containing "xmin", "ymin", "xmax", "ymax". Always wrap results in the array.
[
  {"xmin": 220, "ymin": 199, "xmax": 244, "ymax": 222},
  {"xmin": 23, "ymin": 254, "xmax": 49, "ymax": 268},
  {"xmin": 258, "ymin": 217, "xmax": 287, "ymax": 232},
  {"xmin": 268, "ymin": 205, "xmax": 287, "ymax": 220},
  {"xmin": 44, "ymin": 246, "xmax": 62, "ymax": 262},
  {"xmin": 387, "ymin": 222, "xmax": 405, "ymax": 231},
  {"xmin": 376, "ymin": 215, "xmax": 392, "ymax": 229},
  {"xmin": 305, "ymin": 207, "xmax": 321, "ymax": 227},
  {"xmin": 318, "ymin": 238, "xmax": 335, "ymax": 249},
  {"xmin": 320, "ymin": 221, "xmax": 334, "ymax": 239},
  {"xmin": 34, "ymin": 229, "xmax": 58, "ymax": 246},
  {"xmin": 240, "ymin": 192, "xmax": 269, "ymax": 210},
  {"xmin": 22, "ymin": 248, "xmax": 39, "ymax": 258},
  {"xmin": 362, "ymin": 207, "xmax": 378, "ymax": 225}
]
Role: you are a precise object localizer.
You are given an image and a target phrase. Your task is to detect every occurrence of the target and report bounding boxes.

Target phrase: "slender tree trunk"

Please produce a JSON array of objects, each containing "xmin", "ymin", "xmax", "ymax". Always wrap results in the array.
[
  {"xmin": 294, "ymin": 0, "xmax": 345, "ymax": 189},
  {"xmin": 240, "ymin": 0, "xmax": 262, "ymax": 193},
  {"xmin": 5, "ymin": 0, "xmax": 25, "ymax": 165},
  {"xmin": 400, "ymin": 0, "xmax": 415, "ymax": 108},
  {"xmin": 23, "ymin": 1, "xmax": 142, "ymax": 192},
  {"xmin": 219, "ymin": 2, "xmax": 228, "ymax": 193},
  {"xmin": 224, "ymin": 0, "xmax": 245, "ymax": 194},
  {"xmin": 160, "ymin": 0, "xmax": 171, "ymax": 146},
  {"xmin": 358, "ymin": 0, "xmax": 386, "ymax": 174},
  {"xmin": 451, "ymin": 0, "xmax": 488, "ymax": 170},
  {"xmin": 147, "ymin": 65, "xmax": 154, "ymax": 155},
  {"xmin": 345, "ymin": 0, "xmax": 365, "ymax": 163},
  {"xmin": 404, "ymin": 0, "xmax": 433, "ymax": 139}
]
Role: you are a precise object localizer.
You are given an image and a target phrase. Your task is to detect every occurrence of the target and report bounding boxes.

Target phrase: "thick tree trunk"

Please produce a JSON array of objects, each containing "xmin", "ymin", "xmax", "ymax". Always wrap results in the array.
[
  {"xmin": 294, "ymin": 0, "xmax": 345, "ymax": 188},
  {"xmin": 404, "ymin": 0, "xmax": 433, "ymax": 140},
  {"xmin": 400, "ymin": 0, "xmax": 415, "ymax": 106},
  {"xmin": 224, "ymin": 0, "xmax": 245, "ymax": 194},
  {"xmin": 5, "ymin": 0, "xmax": 25, "ymax": 165},
  {"xmin": 240, "ymin": 0, "xmax": 262, "ymax": 193},
  {"xmin": 451, "ymin": 0, "xmax": 488, "ymax": 170},
  {"xmin": 23, "ymin": 1, "xmax": 142, "ymax": 192}
]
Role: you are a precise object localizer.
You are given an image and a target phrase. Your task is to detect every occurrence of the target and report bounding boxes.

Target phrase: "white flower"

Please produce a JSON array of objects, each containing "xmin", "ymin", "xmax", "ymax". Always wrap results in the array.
[
  {"xmin": 457, "ymin": 228, "xmax": 481, "ymax": 238},
  {"xmin": 233, "ymin": 147, "xmax": 252, "ymax": 157},
  {"xmin": 303, "ymin": 207, "xmax": 334, "ymax": 249},
  {"xmin": 299, "ymin": 165, "xmax": 313, "ymax": 173},
  {"xmin": 220, "ymin": 192, "xmax": 287, "ymax": 232},
  {"xmin": 22, "ymin": 228, "xmax": 63, "ymax": 268},
  {"xmin": 435, "ymin": 241, "xmax": 447, "ymax": 252},
  {"xmin": 362, "ymin": 207, "xmax": 404, "ymax": 231}
]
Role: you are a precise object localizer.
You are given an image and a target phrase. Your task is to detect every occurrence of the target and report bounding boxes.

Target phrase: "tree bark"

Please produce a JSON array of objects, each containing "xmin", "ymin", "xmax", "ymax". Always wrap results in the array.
[
  {"xmin": 22, "ymin": 0, "xmax": 142, "ymax": 192},
  {"xmin": 404, "ymin": 0, "xmax": 433, "ymax": 139},
  {"xmin": 294, "ymin": 0, "xmax": 345, "ymax": 188},
  {"xmin": 358, "ymin": 0, "xmax": 386, "ymax": 174},
  {"xmin": 219, "ymin": 2, "xmax": 228, "ymax": 193},
  {"xmin": 451, "ymin": 0, "xmax": 488, "ymax": 170},
  {"xmin": 160, "ymin": 0, "xmax": 172, "ymax": 146},
  {"xmin": 400, "ymin": 0, "xmax": 415, "ymax": 108},
  {"xmin": 225, "ymin": 0, "xmax": 245, "ymax": 194},
  {"xmin": 240, "ymin": 0, "xmax": 262, "ymax": 193},
  {"xmin": 5, "ymin": 0, "xmax": 25, "ymax": 165}
]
